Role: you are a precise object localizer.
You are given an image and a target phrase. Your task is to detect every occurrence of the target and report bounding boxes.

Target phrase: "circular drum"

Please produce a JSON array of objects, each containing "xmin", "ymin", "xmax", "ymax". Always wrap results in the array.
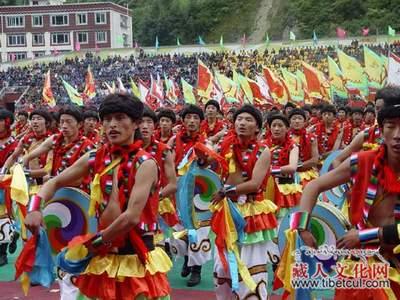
[
  {"xmin": 177, "ymin": 165, "xmax": 222, "ymax": 226},
  {"xmin": 43, "ymin": 187, "xmax": 98, "ymax": 255},
  {"xmin": 319, "ymin": 151, "xmax": 348, "ymax": 208},
  {"xmin": 278, "ymin": 202, "xmax": 350, "ymax": 265}
]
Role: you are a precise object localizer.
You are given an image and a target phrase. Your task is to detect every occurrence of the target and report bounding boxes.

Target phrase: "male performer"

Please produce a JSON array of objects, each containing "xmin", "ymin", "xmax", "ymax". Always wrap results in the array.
[
  {"xmin": 295, "ymin": 87, "xmax": 400, "ymax": 299},
  {"xmin": 154, "ymin": 108, "xmax": 176, "ymax": 144},
  {"xmin": 140, "ymin": 106, "xmax": 179, "ymax": 240},
  {"xmin": 82, "ymin": 109, "xmax": 101, "ymax": 145},
  {"xmin": 332, "ymin": 87, "xmax": 394, "ymax": 168},
  {"xmin": 313, "ymin": 104, "xmax": 342, "ymax": 158},
  {"xmin": 265, "ymin": 113, "xmax": 300, "ymax": 219},
  {"xmin": 14, "ymin": 111, "xmax": 29, "ymax": 137},
  {"xmin": 168, "ymin": 104, "xmax": 210, "ymax": 287},
  {"xmin": 212, "ymin": 104, "xmax": 278, "ymax": 299},
  {"xmin": 288, "ymin": 108, "xmax": 319, "ymax": 186},
  {"xmin": 341, "ymin": 107, "xmax": 366, "ymax": 148},
  {"xmin": 4, "ymin": 109, "xmax": 52, "ymax": 183},
  {"xmin": 24, "ymin": 93, "xmax": 171, "ymax": 300},
  {"xmin": 364, "ymin": 106, "xmax": 376, "ymax": 127},
  {"xmin": 201, "ymin": 99, "xmax": 226, "ymax": 143},
  {"xmin": 23, "ymin": 105, "xmax": 93, "ymax": 189},
  {"xmin": 0, "ymin": 109, "xmax": 18, "ymax": 266}
]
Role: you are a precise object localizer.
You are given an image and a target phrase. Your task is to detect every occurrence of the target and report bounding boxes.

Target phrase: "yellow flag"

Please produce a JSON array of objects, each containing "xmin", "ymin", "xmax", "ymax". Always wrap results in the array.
[
  {"xmin": 129, "ymin": 78, "xmax": 141, "ymax": 98},
  {"xmin": 337, "ymin": 49, "xmax": 368, "ymax": 96},
  {"xmin": 328, "ymin": 56, "xmax": 348, "ymax": 99},
  {"xmin": 364, "ymin": 46, "xmax": 385, "ymax": 88},
  {"xmin": 233, "ymin": 70, "xmax": 253, "ymax": 103},
  {"xmin": 281, "ymin": 68, "xmax": 304, "ymax": 103},
  {"xmin": 181, "ymin": 78, "xmax": 196, "ymax": 104},
  {"xmin": 214, "ymin": 72, "xmax": 238, "ymax": 100}
]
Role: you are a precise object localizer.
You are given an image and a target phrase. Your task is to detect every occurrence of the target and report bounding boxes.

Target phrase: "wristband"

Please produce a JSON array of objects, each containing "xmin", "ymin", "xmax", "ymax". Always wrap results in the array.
[
  {"xmin": 358, "ymin": 227, "xmax": 380, "ymax": 245},
  {"xmin": 225, "ymin": 184, "xmax": 237, "ymax": 196},
  {"xmin": 271, "ymin": 166, "xmax": 282, "ymax": 176},
  {"xmin": 382, "ymin": 224, "xmax": 400, "ymax": 245},
  {"xmin": 0, "ymin": 167, "xmax": 8, "ymax": 175},
  {"xmin": 28, "ymin": 194, "xmax": 43, "ymax": 212},
  {"xmin": 289, "ymin": 211, "xmax": 310, "ymax": 230}
]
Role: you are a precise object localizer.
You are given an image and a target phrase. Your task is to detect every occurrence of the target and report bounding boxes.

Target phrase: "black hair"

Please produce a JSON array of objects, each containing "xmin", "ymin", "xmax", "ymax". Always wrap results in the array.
[
  {"xmin": 337, "ymin": 106, "xmax": 347, "ymax": 114},
  {"xmin": 377, "ymin": 86, "xmax": 400, "ymax": 127},
  {"xmin": 288, "ymin": 108, "xmax": 306, "ymax": 121},
  {"xmin": 83, "ymin": 110, "xmax": 99, "ymax": 121},
  {"xmin": 17, "ymin": 111, "xmax": 29, "ymax": 118},
  {"xmin": 58, "ymin": 105, "xmax": 83, "ymax": 123},
  {"xmin": 267, "ymin": 112, "xmax": 289, "ymax": 127},
  {"xmin": 351, "ymin": 107, "xmax": 364, "ymax": 115},
  {"xmin": 142, "ymin": 105, "xmax": 157, "ymax": 123},
  {"xmin": 364, "ymin": 107, "xmax": 376, "ymax": 116},
  {"xmin": 234, "ymin": 104, "xmax": 263, "ymax": 129},
  {"xmin": 30, "ymin": 109, "xmax": 52, "ymax": 124},
  {"xmin": 321, "ymin": 104, "xmax": 336, "ymax": 115},
  {"xmin": 181, "ymin": 104, "xmax": 204, "ymax": 121},
  {"xmin": 302, "ymin": 104, "xmax": 312, "ymax": 114},
  {"xmin": 284, "ymin": 102, "xmax": 296, "ymax": 109},
  {"xmin": 204, "ymin": 99, "xmax": 220, "ymax": 112},
  {"xmin": 0, "ymin": 109, "xmax": 14, "ymax": 124},
  {"xmin": 157, "ymin": 108, "xmax": 176, "ymax": 124},
  {"xmin": 99, "ymin": 93, "xmax": 144, "ymax": 122}
]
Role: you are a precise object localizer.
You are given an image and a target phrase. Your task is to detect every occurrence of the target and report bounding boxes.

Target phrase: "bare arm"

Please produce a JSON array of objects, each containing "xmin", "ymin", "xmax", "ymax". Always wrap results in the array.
[
  {"xmin": 299, "ymin": 157, "xmax": 351, "ymax": 214},
  {"xmin": 300, "ymin": 139, "xmax": 319, "ymax": 170},
  {"xmin": 281, "ymin": 145, "xmax": 299, "ymax": 175},
  {"xmin": 160, "ymin": 151, "xmax": 177, "ymax": 197},
  {"xmin": 101, "ymin": 159, "xmax": 158, "ymax": 242},
  {"xmin": 332, "ymin": 127, "xmax": 343, "ymax": 151},
  {"xmin": 332, "ymin": 131, "xmax": 364, "ymax": 168},
  {"xmin": 3, "ymin": 140, "xmax": 24, "ymax": 171},
  {"xmin": 232, "ymin": 147, "xmax": 271, "ymax": 195},
  {"xmin": 22, "ymin": 136, "xmax": 54, "ymax": 167}
]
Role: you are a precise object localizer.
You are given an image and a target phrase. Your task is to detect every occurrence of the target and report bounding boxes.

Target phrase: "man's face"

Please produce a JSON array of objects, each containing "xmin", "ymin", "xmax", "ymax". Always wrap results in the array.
[
  {"xmin": 352, "ymin": 112, "xmax": 363, "ymax": 125},
  {"xmin": 322, "ymin": 112, "xmax": 335, "ymax": 124},
  {"xmin": 271, "ymin": 119, "xmax": 288, "ymax": 140},
  {"xmin": 364, "ymin": 112, "xmax": 376, "ymax": 124},
  {"xmin": 375, "ymin": 99, "xmax": 384, "ymax": 114},
  {"xmin": 290, "ymin": 115, "xmax": 305, "ymax": 130},
  {"xmin": 183, "ymin": 113, "xmax": 201, "ymax": 133},
  {"xmin": 285, "ymin": 106, "xmax": 294, "ymax": 116},
  {"xmin": 139, "ymin": 116, "xmax": 155, "ymax": 141},
  {"xmin": 84, "ymin": 117, "xmax": 98, "ymax": 133},
  {"xmin": 205, "ymin": 105, "xmax": 218, "ymax": 119},
  {"xmin": 234, "ymin": 112, "xmax": 258, "ymax": 137},
  {"xmin": 30, "ymin": 114, "xmax": 46, "ymax": 134},
  {"xmin": 103, "ymin": 112, "xmax": 137, "ymax": 145},
  {"xmin": 59, "ymin": 114, "xmax": 80, "ymax": 139},
  {"xmin": 382, "ymin": 118, "xmax": 400, "ymax": 158},
  {"xmin": 159, "ymin": 117, "xmax": 173, "ymax": 132},
  {"xmin": 18, "ymin": 114, "xmax": 27, "ymax": 124},
  {"xmin": 304, "ymin": 110, "xmax": 311, "ymax": 121},
  {"xmin": 338, "ymin": 110, "xmax": 347, "ymax": 122}
]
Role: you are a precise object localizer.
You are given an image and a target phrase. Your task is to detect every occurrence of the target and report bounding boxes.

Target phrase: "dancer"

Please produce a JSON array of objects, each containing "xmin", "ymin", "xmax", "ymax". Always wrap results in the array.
[{"xmin": 24, "ymin": 93, "xmax": 171, "ymax": 300}]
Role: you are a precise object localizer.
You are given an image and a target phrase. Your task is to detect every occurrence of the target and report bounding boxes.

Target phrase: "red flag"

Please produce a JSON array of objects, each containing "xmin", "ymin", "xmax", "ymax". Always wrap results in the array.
[
  {"xmin": 336, "ymin": 27, "xmax": 347, "ymax": 39},
  {"xmin": 197, "ymin": 59, "xmax": 213, "ymax": 98},
  {"xmin": 362, "ymin": 27, "xmax": 369, "ymax": 36}
]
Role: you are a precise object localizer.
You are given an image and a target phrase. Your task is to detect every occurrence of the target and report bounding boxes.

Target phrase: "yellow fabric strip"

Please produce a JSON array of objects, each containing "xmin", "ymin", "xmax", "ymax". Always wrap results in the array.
[
  {"xmin": 236, "ymin": 199, "xmax": 277, "ymax": 218},
  {"xmin": 225, "ymin": 152, "xmax": 236, "ymax": 174},
  {"xmin": 276, "ymin": 229, "xmax": 296, "ymax": 295},
  {"xmin": 84, "ymin": 247, "xmax": 172, "ymax": 278},
  {"xmin": 158, "ymin": 197, "xmax": 176, "ymax": 215},
  {"xmin": 298, "ymin": 169, "xmax": 319, "ymax": 181},
  {"xmin": 89, "ymin": 157, "xmax": 122, "ymax": 217},
  {"xmin": 10, "ymin": 164, "xmax": 29, "ymax": 206},
  {"xmin": 277, "ymin": 183, "xmax": 303, "ymax": 195}
]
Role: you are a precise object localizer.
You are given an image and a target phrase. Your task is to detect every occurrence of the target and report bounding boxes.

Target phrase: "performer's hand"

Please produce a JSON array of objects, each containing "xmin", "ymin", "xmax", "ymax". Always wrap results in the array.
[
  {"xmin": 299, "ymin": 230, "xmax": 317, "ymax": 249},
  {"xmin": 24, "ymin": 211, "xmax": 43, "ymax": 235},
  {"xmin": 211, "ymin": 191, "xmax": 224, "ymax": 205},
  {"xmin": 337, "ymin": 229, "xmax": 360, "ymax": 249}
]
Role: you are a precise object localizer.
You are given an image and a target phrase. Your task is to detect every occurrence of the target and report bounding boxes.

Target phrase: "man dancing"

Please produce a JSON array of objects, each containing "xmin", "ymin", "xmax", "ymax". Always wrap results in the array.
[
  {"xmin": 24, "ymin": 93, "xmax": 172, "ymax": 300},
  {"xmin": 212, "ymin": 104, "xmax": 278, "ymax": 299}
]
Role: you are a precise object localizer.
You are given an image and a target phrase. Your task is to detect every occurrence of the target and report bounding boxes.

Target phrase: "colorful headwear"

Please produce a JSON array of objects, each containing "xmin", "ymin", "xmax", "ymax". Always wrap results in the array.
[
  {"xmin": 233, "ymin": 104, "xmax": 263, "ymax": 129},
  {"xmin": 99, "ymin": 93, "xmax": 144, "ymax": 121},
  {"xmin": 267, "ymin": 112, "xmax": 289, "ymax": 128},
  {"xmin": 157, "ymin": 108, "xmax": 176, "ymax": 124},
  {"xmin": 288, "ymin": 108, "xmax": 306, "ymax": 121},
  {"xmin": 181, "ymin": 104, "xmax": 204, "ymax": 121}
]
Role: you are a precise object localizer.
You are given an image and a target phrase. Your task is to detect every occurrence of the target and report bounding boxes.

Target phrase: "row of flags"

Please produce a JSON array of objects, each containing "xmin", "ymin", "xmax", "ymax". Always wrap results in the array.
[
  {"xmin": 42, "ymin": 47, "xmax": 400, "ymax": 109},
  {"xmin": 154, "ymin": 26, "xmax": 398, "ymax": 49}
]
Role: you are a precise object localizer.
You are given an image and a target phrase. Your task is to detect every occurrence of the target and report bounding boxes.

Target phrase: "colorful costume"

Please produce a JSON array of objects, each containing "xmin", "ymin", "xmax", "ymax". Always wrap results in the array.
[
  {"xmin": 213, "ymin": 133, "xmax": 279, "ymax": 299},
  {"xmin": 201, "ymin": 119, "xmax": 225, "ymax": 138},
  {"xmin": 342, "ymin": 120, "xmax": 365, "ymax": 147},
  {"xmin": 265, "ymin": 134, "xmax": 302, "ymax": 219},
  {"xmin": 74, "ymin": 142, "xmax": 172, "ymax": 300},
  {"xmin": 289, "ymin": 128, "xmax": 319, "ymax": 186},
  {"xmin": 362, "ymin": 125, "xmax": 383, "ymax": 150},
  {"xmin": 314, "ymin": 121, "xmax": 340, "ymax": 157}
]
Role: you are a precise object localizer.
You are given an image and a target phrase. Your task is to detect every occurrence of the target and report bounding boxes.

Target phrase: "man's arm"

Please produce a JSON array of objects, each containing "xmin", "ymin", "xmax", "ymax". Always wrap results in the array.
[
  {"xmin": 159, "ymin": 151, "xmax": 177, "ymax": 198},
  {"xmin": 22, "ymin": 136, "xmax": 54, "ymax": 167},
  {"xmin": 281, "ymin": 145, "xmax": 299, "ymax": 175},
  {"xmin": 3, "ymin": 140, "xmax": 24, "ymax": 171},
  {"xmin": 300, "ymin": 139, "xmax": 319, "ymax": 170},
  {"xmin": 332, "ymin": 127, "xmax": 343, "ymax": 151},
  {"xmin": 299, "ymin": 157, "xmax": 351, "ymax": 214},
  {"xmin": 332, "ymin": 131, "xmax": 364, "ymax": 169},
  {"xmin": 101, "ymin": 159, "xmax": 158, "ymax": 242}
]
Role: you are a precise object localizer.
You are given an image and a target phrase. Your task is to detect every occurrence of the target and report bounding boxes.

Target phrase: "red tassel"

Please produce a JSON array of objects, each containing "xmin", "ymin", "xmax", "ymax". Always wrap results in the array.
[
  {"xmin": 211, "ymin": 207, "xmax": 229, "ymax": 272},
  {"xmin": 15, "ymin": 235, "xmax": 37, "ymax": 279},
  {"xmin": 128, "ymin": 229, "xmax": 149, "ymax": 264}
]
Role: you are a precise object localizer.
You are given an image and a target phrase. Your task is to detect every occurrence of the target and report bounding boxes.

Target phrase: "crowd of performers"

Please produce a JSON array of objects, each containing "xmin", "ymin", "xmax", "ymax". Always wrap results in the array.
[{"xmin": 0, "ymin": 84, "xmax": 399, "ymax": 300}]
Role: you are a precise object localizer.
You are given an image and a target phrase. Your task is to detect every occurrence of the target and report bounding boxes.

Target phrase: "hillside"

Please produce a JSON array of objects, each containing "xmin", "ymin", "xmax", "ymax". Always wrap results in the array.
[{"xmin": 2, "ymin": 0, "xmax": 400, "ymax": 45}]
